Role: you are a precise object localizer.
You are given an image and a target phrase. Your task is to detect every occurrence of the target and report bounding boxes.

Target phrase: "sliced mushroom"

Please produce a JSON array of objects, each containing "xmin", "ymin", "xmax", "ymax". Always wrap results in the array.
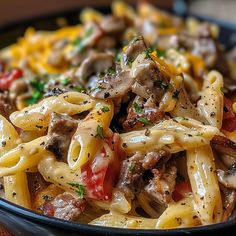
[
  {"xmin": 217, "ymin": 164, "xmax": 236, "ymax": 189},
  {"xmin": 91, "ymin": 70, "xmax": 134, "ymax": 99},
  {"xmin": 211, "ymin": 135, "xmax": 236, "ymax": 158},
  {"xmin": 75, "ymin": 52, "xmax": 114, "ymax": 83}
]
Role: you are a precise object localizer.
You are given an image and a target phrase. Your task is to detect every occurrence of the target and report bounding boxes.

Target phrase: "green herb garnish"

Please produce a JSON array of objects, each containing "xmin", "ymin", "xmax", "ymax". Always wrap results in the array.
[
  {"xmin": 73, "ymin": 27, "xmax": 94, "ymax": 53},
  {"xmin": 74, "ymin": 86, "xmax": 85, "ymax": 93},
  {"xmin": 155, "ymin": 80, "xmax": 169, "ymax": 91},
  {"xmin": 176, "ymin": 116, "xmax": 189, "ymax": 121},
  {"xmin": 61, "ymin": 77, "xmax": 71, "ymax": 86},
  {"xmin": 172, "ymin": 90, "xmax": 180, "ymax": 100},
  {"xmin": 129, "ymin": 163, "xmax": 136, "ymax": 173},
  {"xmin": 145, "ymin": 48, "xmax": 153, "ymax": 59},
  {"xmin": 26, "ymin": 79, "xmax": 46, "ymax": 105},
  {"xmin": 68, "ymin": 182, "xmax": 85, "ymax": 199},
  {"xmin": 196, "ymin": 132, "xmax": 203, "ymax": 136},
  {"xmin": 133, "ymin": 102, "xmax": 144, "ymax": 114},
  {"xmin": 137, "ymin": 117, "xmax": 153, "ymax": 126},
  {"xmin": 115, "ymin": 51, "xmax": 121, "ymax": 63},
  {"xmin": 106, "ymin": 67, "xmax": 116, "ymax": 76},
  {"xmin": 156, "ymin": 50, "xmax": 166, "ymax": 58},
  {"xmin": 95, "ymin": 125, "xmax": 104, "ymax": 139},
  {"xmin": 101, "ymin": 106, "xmax": 110, "ymax": 113}
]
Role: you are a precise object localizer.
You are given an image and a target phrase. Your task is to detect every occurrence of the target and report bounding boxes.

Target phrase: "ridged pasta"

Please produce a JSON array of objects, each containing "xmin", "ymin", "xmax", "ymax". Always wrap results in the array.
[
  {"xmin": 10, "ymin": 92, "xmax": 95, "ymax": 131},
  {"xmin": 187, "ymin": 145, "xmax": 223, "ymax": 224}
]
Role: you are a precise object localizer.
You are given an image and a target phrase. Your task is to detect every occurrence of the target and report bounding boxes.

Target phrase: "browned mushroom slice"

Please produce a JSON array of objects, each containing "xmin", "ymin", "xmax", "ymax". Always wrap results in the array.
[
  {"xmin": 217, "ymin": 164, "xmax": 236, "ymax": 189},
  {"xmin": 91, "ymin": 70, "xmax": 134, "ymax": 99},
  {"xmin": 100, "ymin": 16, "xmax": 127, "ymax": 35},
  {"xmin": 211, "ymin": 135, "xmax": 236, "ymax": 158},
  {"xmin": 220, "ymin": 185, "xmax": 236, "ymax": 221},
  {"xmin": 122, "ymin": 36, "xmax": 147, "ymax": 65},
  {"xmin": 76, "ymin": 53, "xmax": 114, "ymax": 82}
]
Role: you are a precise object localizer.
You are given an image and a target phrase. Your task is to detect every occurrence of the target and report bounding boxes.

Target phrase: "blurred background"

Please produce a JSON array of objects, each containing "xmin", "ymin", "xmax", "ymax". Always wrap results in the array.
[{"xmin": 0, "ymin": 0, "xmax": 236, "ymax": 28}]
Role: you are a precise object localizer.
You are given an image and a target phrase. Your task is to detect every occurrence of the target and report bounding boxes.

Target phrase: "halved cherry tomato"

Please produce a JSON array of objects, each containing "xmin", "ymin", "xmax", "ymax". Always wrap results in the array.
[
  {"xmin": 172, "ymin": 181, "xmax": 192, "ymax": 202},
  {"xmin": 0, "ymin": 68, "xmax": 23, "ymax": 90},
  {"xmin": 222, "ymin": 97, "xmax": 236, "ymax": 132},
  {"xmin": 81, "ymin": 133, "xmax": 120, "ymax": 200}
]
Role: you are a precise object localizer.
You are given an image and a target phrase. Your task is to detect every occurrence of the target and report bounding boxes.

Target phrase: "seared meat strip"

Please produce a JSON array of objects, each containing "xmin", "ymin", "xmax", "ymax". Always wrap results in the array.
[
  {"xmin": 40, "ymin": 192, "xmax": 86, "ymax": 221},
  {"xmin": 217, "ymin": 164, "xmax": 236, "ymax": 189},
  {"xmin": 92, "ymin": 36, "xmax": 169, "ymax": 103},
  {"xmin": 211, "ymin": 135, "xmax": 236, "ymax": 159},
  {"xmin": 45, "ymin": 112, "xmax": 78, "ymax": 161},
  {"xmin": 123, "ymin": 97, "xmax": 165, "ymax": 131},
  {"xmin": 220, "ymin": 185, "xmax": 236, "ymax": 221},
  {"xmin": 145, "ymin": 165, "xmax": 177, "ymax": 206},
  {"xmin": 76, "ymin": 53, "xmax": 114, "ymax": 83},
  {"xmin": 116, "ymin": 150, "xmax": 170, "ymax": 199},
  {"xmin": 116, "ymin": 153, "xmax": 144, "ymax": 199}
]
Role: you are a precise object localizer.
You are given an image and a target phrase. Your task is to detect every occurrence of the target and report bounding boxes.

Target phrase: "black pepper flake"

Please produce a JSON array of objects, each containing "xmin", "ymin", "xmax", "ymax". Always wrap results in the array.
[
  {"xmin": 145, "ymin": 129, "xmax": 151, "ymax": 136},
  {"xmin": 1, "ymin": 141, "xmax": 6, "ymax": 147},
  {"xmin": 12, "ymin": 192, "xmax": 17, "ymax": 197},
  {"xmin": 193, "ymin": 215, "xmax": 198, "ymax": 219},
  {"xmin": 210, "ymin": 112, "xmax": 215, "ymax": 117},
  {"xmin": 0, "ymin": 184, "xmax": 3, "ymax": 190},
  {"xmin": 122, "ymin": 143, "xmax": 128, "ymax": 148},
  {"xmin": 36, "ymin": 125, "xmax": 43, "ymax": 129},
  {"xmin": 104, "ymin": 92, "xmax": 110, "ymax": 98}
]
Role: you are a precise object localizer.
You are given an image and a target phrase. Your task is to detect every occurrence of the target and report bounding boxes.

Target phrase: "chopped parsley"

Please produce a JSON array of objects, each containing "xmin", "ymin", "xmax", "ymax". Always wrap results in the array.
[
  {"xmin": 172, "ymin": 90, "xmax": 180, "ymax": 100},
  {"xmin": 145, "ymin": 48, "xmax": 153, "ymax": 59},
  {"xmin": 220, "ymin": 87, "xmax": 224, "ymax": 95},
  {"xmin": 196, "ymin": 132, "xmax": 203, "ymax": 136},
  {"xmin": 26, "ymin": 78, "xmax": 46, "ymax": 105},
  {"xmin": 61, "ymin": 77, "xmax": 71, "ymax": 86},
  {"xmin": 131, "ymin": 36, "xmax": 140, "ymax": 44},
  {"xmin": 74, "ymin": 85, "xmax": 85, "ymax": 93},
  {"xmin": 156, "ymin": 50, "xmax": 166, "ymax": 58},
  {"xmin": 129, "ymin": 163, "xmax": 136, "ymax": 173},
  {"xmin": 101, "ymin": 106, "xmax": 110, "ymax": 113},
  {"xmin": 155, "ymin": 80, "xmax": 169, "ymax": 91},
  {"xmin": 137, "ymin": 117, "xmax": 153, "ymax": 126},
  {"xmin": 133, "ymin": 102, "xmax": 144, "ymax": 114},
  {"xmin": 95, "ymin": 125, "xmax": 104, "ymax": 139},
  {"xmin": 73, "ymin": 27, "xmax": 94, "ymax": 53},
  {"xmin": 115, "ymin": 51, "xmax": 121, "ymax": 63},
  {"xmin": 176, "ymin": 116, "xmax": 189, "ymax": 121},
  {"xmin": 125, "ymin": 57, "xmax": 134, "ymax": 67},
  {"xmin": 106, "ymin": 67, "xmax": 116, "ymax": 76},
  {"xmin": 68, "ymin": 182, "xmax": 85, "ymax": 199}
]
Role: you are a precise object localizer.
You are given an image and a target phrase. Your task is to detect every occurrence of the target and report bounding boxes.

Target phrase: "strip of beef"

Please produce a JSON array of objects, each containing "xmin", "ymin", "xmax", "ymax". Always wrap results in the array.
[
  {"xmin": 123, "ymin": 97, "xmax": 165, "ymax": 131},
  {"xmin": 40, "ymin": 192, "xmax": 86, "ymax": 221},
  {"xmin": 0, "ymin": 93, "xmax": 16, "ymax": 119},
  {"xmin": 116, "ymin": 153, "xmax": 144, "ymax": 199},
  {"xmin": 145, "ymin": 165, "xmax": 177, "ymax": 206},
  {"xmin": 92, "ymin": 36, "xmax": 169, "ymax": 103},
  {"xmin": 45, "ymin": 112, "xmax": 77, "ymax": 161},
  {"xmin": 116, "ymin": 150, "xmax": 170, "ymax": 199},
  {"xmin": 217, "ymin": 164, "xmax": 236, "ymax": 189},
  {"xmin": 220, "ymin": 185, "xmax": 236, "ymax": 221},
  {"xmin": 211, "ymin": 135, "xmax": 236, "ymax": 166},
  {"xmin": 75, "ymin": 52, "xmax": 114, "ymax": 84},
  {"xmin": 27, "ymin": 172, "xmax": 49, "ymax": 199}
]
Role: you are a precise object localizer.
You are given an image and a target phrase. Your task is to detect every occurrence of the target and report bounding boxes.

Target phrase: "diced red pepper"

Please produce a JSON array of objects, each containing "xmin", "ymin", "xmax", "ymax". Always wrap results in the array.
[
  {"xmin": 172, "ymin": 181, "xmax": 192, "ymax": 202},
  {"xmin": 0, "ymin": 68, "xmax": 23, "ymax": 90},
  {"xmin": 81, "ymin": 133, "xmax": 120, "ymax": 200}
]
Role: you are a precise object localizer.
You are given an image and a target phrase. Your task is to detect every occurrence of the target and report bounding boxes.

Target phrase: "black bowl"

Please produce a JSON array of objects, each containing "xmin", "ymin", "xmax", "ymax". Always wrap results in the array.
[{"xmin": 0, "ymin": 7, "xmax": 236, "ymax": 236}]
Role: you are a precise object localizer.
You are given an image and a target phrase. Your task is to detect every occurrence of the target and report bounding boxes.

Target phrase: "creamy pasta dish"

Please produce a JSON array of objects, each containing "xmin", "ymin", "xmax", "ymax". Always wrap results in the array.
[{"xmin": 0, "ymin": 1, "xmax": 236, "ymax": 230}]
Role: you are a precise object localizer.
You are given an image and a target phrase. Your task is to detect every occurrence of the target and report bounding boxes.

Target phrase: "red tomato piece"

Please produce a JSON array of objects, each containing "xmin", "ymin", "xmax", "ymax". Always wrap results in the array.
[
  {"xmin": 172, "ymin": 181, "xmax": 192, "ymax": 202},
  {"xmin": 81, "ymin": 134, "xmax": 120, "ymax": 200},
  {"xmin": 0, "ymin": 68, "xmax": 23, "ymax": 90}
]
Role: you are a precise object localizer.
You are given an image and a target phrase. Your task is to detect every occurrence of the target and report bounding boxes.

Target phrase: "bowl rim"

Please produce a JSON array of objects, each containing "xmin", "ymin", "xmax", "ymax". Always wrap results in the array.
[
  {"xmin": 0, "ymin": 6, "xmax": 236, "ymax": 235},
  {"xmin": 0, "ymin": 197, "xmax": 236, "ymax": 235}
]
